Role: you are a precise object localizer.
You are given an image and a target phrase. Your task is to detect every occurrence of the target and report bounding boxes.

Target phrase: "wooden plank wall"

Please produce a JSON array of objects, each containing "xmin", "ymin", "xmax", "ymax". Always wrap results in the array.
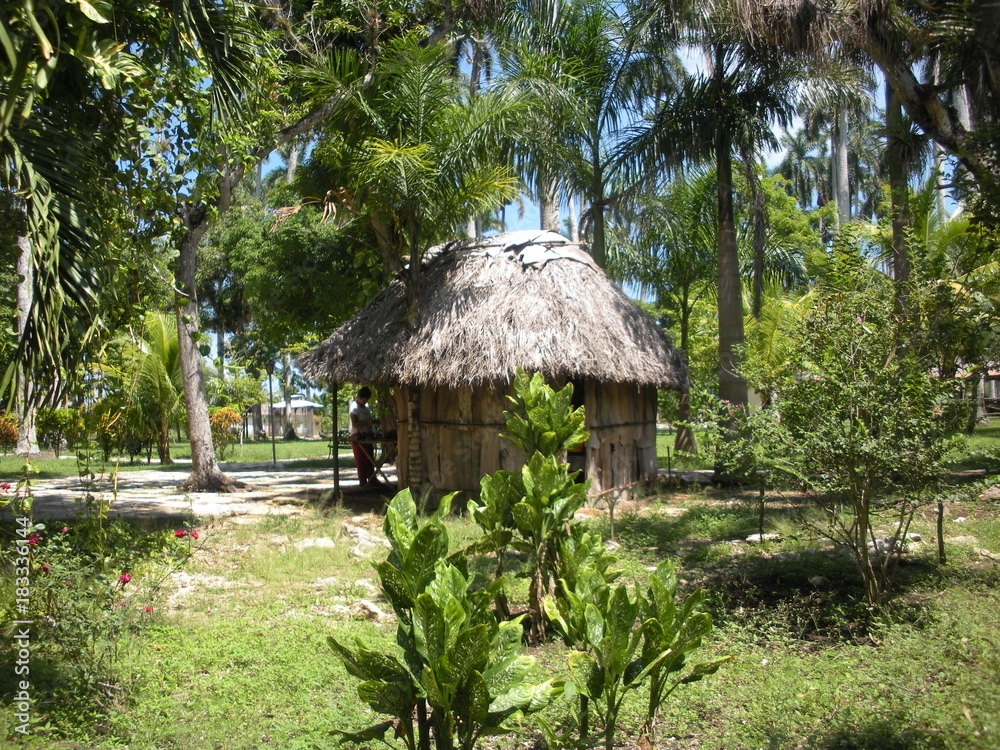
[
  {"xmin": 395, "ymin": 383, "xmax": 527, "ymax": 497},
  {"xmin": 583, "ymin": 382, "xmax": 658, "ymax": 497},
  {"xmin": 395, "ymin": 380, "xmax": 658, "ymax": 500}
]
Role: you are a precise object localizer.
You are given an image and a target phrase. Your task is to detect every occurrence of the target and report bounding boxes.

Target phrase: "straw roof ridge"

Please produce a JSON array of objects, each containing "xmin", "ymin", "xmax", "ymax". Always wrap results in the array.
[{"xmin": 298, "ymin": 232, "xmax": 689, "ymax": 390}]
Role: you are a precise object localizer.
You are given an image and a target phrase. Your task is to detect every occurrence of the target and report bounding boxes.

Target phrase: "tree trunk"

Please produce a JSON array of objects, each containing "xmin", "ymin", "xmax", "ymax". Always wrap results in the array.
[
  {"xmin": 15, "ymin": 235, "xmax": 39, "ymax": 455},
  {"xmin": 157, "ymin": 415, "xmax": 172, "ymax": 464},
  {"xmin": 744, "ymin": 159, "xmax": 766, "ymax": 319},
  {"xmin": 217, "ymin": 329, "xmax": 226, "ymax": 381},
  {"xmin": 835, "ymin": 107, "xmax": 850, "ymax": 225},
  {"xmin": 286, "ymin": 140, "xmax": 299, "ymax": 183},
  {"xmin": 589, "ymin": 138, "xmax": 606, "ymax": 267},
  {"xmin": 282, "ymin": 350, "xmax": 294, "ymax": 436},
  {"xmin": 886, "ymin": 85, "xmax": 911, "ymax": 316},
  {"xmin": 674, "ymin": 300, "xmax": 697, "ymax": 454},
  {"xmin": 538, "ymin": 166, "xmax": 560, "ymax": 233},
  {"xmin": 716, "ymin": 133, "xmax": 748, "ymax": 408},
  {"xmin": 567, "ymin": 193, "xmax": 580, "ymax": 242},
  {"xmin": 674, "ymin": 389, "xmax": 697, "ymax": 455},
  {"xmin": 176, "ymin": 205, "xmax": 241, "ymax": 492}
]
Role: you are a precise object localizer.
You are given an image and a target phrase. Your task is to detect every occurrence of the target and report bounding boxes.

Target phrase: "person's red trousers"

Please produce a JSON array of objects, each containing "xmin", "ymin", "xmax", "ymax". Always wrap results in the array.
[{"xmin": 352, "ymin": 442, "xmax": 375, "ymax": 485}]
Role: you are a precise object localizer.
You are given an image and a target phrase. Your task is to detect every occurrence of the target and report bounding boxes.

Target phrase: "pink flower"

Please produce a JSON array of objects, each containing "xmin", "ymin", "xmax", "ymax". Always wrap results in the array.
[
  {"xmin": 119, "ymin": 573, "xmax": 132, "ymax": 585},
  {"xmin": 27, "ymin": 538, "xmax": 38, "ymax": 547},
  {"xmin": 119, "ymin": 603, "xmax": 127, "ymax": 608},
  {"xmin": 174, "ymin": 530, "xmax": 188, "ymax": 538},
  {"xmin": 190, "ymin": 530, "xmax": 199, "ymax": 540},
  {"xmin": 0, "ymin": 482, "xmax": 10, "ymax": 491},
  {"xmin": 61, "ymin": 527, "xmax": 69, "ymax": 533},
  {"xmin": 145, "ymin": 607, "xmax": 153, "ymax": 613}
]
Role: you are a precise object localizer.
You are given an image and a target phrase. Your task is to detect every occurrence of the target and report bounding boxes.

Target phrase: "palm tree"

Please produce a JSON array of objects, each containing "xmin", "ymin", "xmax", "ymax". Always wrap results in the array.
[
  {"xmin": 304, "ymin": 37, "xmax": 522, "ymax": 317},
  {"xmin": 501, "ymin": 0, "xmax": 672, "ymax": 265},
  {"xmin": 624, "ymin": 2, "xmax": 801, "ymax": 408},
  {"xmin": 775, "ymin": 128, "xmax": 828, "ymax": 211},
  {"xmin": 608, "ymin": 172, "xmax": 717, "ymax": 453},
  {"xmin": 127, "ymin": 312, "xmax": 184, "ymax": 464}
]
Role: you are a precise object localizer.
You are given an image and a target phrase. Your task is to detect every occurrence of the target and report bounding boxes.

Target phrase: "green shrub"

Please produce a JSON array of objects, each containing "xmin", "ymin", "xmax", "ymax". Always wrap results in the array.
[
  {"xmin": 546, "ymin": 561, "xmax": 730, "ymax": 750},
  {"xmin": 209, "ymin": 407, "xmax": 243, "ymax": 461},
  {"xmin": 740, "ymin": 259, "xmax": 965, "ymax": 604},
  {"xmin": 0, "ymin": 413, "xmax": 18, "ymax": 453},
  {"xmin": 329, "ymin": 490, "xmax": 563, "ymax": 750},
  {"xmin": 36, "ymin": 408, "xmax": 84, "ymax": 458}
]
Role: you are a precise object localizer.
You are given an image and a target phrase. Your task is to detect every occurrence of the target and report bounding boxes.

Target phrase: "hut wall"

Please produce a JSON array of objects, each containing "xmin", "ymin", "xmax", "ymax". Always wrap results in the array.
[
  {"xmin": 394, "ymin": 380, "xmax": 658, "ymax": 499},
  {"xmin": 583, "ymin": 382, "xmax": 658, "ymax": 496},
  {"xmin": 394, "ymin": 384, "xmax": 526, "ymax": 497}
]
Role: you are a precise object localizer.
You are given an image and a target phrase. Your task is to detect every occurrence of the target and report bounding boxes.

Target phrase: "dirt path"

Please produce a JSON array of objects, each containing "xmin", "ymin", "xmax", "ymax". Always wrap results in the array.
[{"xmin": 4, "ymin": 460, "xmax": 398, "ymax": 521}]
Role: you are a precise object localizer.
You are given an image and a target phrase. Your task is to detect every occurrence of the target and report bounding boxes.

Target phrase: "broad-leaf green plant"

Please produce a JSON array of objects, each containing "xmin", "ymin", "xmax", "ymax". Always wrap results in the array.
[
  {"xmin": 329, "ymin": 490, "xmax": 563, "ymax": 750},
  {"xmin": 468, "ymin": 369, "xmax": 590, "ymax": 642},
  {"xmin": 501, "ymin": 369, "xmax": 589, "ymax": 456},
  {"xmin": 546, "ymin": 561, "xmax": 729, "ymax": 750},
  {"xmin": 637, "ymin": 562, "xmax": 732, "ymax": 745}
]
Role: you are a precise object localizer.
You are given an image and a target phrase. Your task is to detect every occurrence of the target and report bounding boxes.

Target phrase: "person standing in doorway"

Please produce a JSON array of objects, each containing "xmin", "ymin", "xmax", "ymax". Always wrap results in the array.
[{"xmin": 349, "ymin": 387, "xmax": 376, "ymax": 487}]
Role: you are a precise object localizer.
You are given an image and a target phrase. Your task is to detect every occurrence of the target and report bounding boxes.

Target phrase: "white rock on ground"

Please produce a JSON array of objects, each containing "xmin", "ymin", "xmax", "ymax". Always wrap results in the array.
[
  {"xmin": 295, "ymin": 537, "xmax": 336, "ymax": 551},
  {"xmin": 356, "ymin": 600, "xmax": 387, "ymax": 620},
  {"xmin": 746, "ymin": 533, "xmax": 782, "ymax": 543}
]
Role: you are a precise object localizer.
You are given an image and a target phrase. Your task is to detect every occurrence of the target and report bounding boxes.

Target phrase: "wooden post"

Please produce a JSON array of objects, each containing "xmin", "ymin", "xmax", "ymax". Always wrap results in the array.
[
  {"xmin": 408, "ymin": 387, "xmax": 424, "ymax": 490},
  {"xmin": 332, "ymin": 382, "xmax": 340, "ymax": 498}
]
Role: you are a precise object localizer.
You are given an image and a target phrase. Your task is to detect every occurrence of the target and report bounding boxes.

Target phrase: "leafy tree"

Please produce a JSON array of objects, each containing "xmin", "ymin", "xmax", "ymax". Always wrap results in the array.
[
  {"xmin": 740, "ymin": 250, "xmax": 964, "ymax": 605},
  {"xmin": 299, "ymin": 36, "xmax": 522, "ymax": 317}
]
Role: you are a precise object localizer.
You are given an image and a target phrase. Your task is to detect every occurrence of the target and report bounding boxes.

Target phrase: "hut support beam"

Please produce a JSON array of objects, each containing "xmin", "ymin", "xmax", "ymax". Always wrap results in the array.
[{"xmin": 407, "ymin": 388, "xmax": 425, "ymax": 491}]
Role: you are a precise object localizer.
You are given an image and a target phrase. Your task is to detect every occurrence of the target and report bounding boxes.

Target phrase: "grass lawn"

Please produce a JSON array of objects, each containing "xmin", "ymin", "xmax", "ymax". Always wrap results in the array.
[
  {"xmin": 2, "ymin": 485, "xmax": 999, "ymax": 748},
  {"xmin": 2, "ymin": 424, "xmax": 1000, "ymax": 748},
  {"xmin": 0, "ymin": 438, "xmax": 337, "ymax": 480}
]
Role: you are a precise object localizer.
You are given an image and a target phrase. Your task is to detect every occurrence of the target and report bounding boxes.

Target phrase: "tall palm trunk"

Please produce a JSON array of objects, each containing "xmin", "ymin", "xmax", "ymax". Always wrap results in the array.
[
  {"xmin": 589, "ymin": 135, "xmax": 607, "ymax": 267},
  {"xmin": 716, "ymin": 132, "xmax": 748, "ymax": 409},
  {"xmin": 15, "ymin": 235, "xmax": 38, "ymax": 455},
  {"xmin": 886, "ymin": 86, "xmax": 911, "ymax": 316},
  {"xmin": 834, "ymin": 107, "xmax": 850, "ymax": 226},
  {"xmin": 567, "ymin": 194, "xmax": 580, "ymax": 241},
  {"xmin": 538, "ymin": 166, "xmax": 560, "ymax": 233}
]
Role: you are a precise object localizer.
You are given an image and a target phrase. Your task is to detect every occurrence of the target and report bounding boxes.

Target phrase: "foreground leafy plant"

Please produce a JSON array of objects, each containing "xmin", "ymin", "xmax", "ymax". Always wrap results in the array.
[
  {"xmin": 546, "ymin": 561, "xmax": 729, "ymax": 750},
  {"xmin": 329, "ymin": 490, "xmax": 563, "ymax": 750},
  {"xmin": 468, "ymin": 369, "xmax": 590, "ymax": 642}
]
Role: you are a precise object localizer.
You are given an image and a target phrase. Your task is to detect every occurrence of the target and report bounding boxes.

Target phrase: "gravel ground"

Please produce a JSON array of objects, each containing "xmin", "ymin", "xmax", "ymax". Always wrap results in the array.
[{"xmin": 2, "ymin": 459, "xmax": 398, "ymax": 521}]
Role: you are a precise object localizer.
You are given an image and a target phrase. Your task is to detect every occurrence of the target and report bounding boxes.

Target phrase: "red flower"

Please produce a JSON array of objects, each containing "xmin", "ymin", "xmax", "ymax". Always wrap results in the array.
[
  {"xmin": 119, "ymin": 573, "xmax": 132, "ymax": 585},
  {"xmin": 27, "ymin": 538, "xmax": 38, "ymax": 547},
  {"xmin": 145, "ymin": 607, "xmax": 153, "ymax": 613},
  {"xmin": 0, "ymin": 482, "xmax": 10, "ymax": 491},
  {"xmin": 174, "ymin": 530, "xmax": 188, "ymax": 538},
  {"xmin": 190, "ymin": 530, "xmax": 199, "ymax": 540},
  {"xmin": 39, "ymin": 564, "xmax": 50, "ymax": 574}
]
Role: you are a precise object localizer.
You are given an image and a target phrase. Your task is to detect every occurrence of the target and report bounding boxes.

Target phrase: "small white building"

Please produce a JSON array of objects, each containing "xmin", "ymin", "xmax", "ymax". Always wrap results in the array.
[{"xmin": 261, "ymin": 394, "xmax": 324, "ymax": 438}]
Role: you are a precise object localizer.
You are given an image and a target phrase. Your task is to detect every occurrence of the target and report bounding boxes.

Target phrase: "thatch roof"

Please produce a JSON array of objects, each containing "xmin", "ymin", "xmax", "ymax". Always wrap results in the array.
[{"xmin": 298, "ymin": 231, "xmax": 688, "ymax": 390}]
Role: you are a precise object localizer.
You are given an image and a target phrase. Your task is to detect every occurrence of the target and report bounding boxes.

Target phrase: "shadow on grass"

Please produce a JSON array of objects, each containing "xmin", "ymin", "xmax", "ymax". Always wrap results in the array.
[
  {"xmin": 610, "ymin": 503, "xmax": 801, "ymax": 548},
  {"xmin": 606, "ymin": 503, "xmax": 974, "ymax": 644},
  {"xmin": 777, "ymin": 717, "xmax": 948, "ymax": 749}
]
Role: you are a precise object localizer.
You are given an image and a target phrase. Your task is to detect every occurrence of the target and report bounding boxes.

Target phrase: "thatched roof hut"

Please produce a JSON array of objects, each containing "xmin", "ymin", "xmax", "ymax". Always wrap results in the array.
[{"xmin": 299, "ymin": 231, "xmax": 688, "ymax": 496}]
